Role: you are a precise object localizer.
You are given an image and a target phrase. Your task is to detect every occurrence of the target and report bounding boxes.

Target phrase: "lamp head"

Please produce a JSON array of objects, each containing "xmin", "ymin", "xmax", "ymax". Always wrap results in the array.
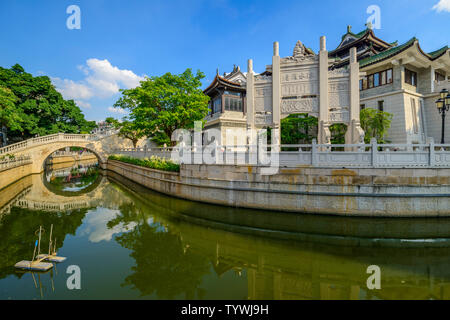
[
  {"xmin": 436, "ymin": 98, "xmax": 445, "ymax": 109},
  {"xmin": 441, "ymin": 88, "xmax": 449, "ymax": 99},
  {"xmin": 446, "ymin": 93, "xmax": 450, "ymax": 107}
]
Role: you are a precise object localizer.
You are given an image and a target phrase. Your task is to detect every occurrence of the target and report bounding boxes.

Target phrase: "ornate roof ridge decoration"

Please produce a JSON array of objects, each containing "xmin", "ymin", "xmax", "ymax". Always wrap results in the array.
[
  {"xmin": 329, "ymin": 68, "xmax": 349, "ymax": 76},
  {"xmin": 330, "ymin": 26, "xmax": 394, "ymax": 55},
  {"xmin": 281, "ymin": 40, "xmax": 316, "ymax": 64},
  {"xmin": 203, "ymin": 74, "xmax": 245, "ymax": 95},
  {"xmin": 358, "ymin": 37, "xmax": 450, "ymax": 68}
]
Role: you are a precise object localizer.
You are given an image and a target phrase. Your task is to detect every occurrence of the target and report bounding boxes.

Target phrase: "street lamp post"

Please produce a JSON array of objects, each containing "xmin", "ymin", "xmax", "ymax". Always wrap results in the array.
[{"xmin": 435, "ymin": 89, "xmax": 450, "ymax": 144}]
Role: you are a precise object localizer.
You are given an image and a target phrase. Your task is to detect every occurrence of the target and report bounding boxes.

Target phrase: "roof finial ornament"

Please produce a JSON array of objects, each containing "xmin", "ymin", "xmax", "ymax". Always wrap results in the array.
[
  {"xmin": 216, "ymin": 68, "xmax": 219, "ymax": 76},
  {"xmin": 347, "ymin": 25, "xmax": 352, "ymax": 33},
  {"xmin": 293, "ymin": 40, "xmax": 305, "ymax": 57},
  {"xmin": 366, "ymin": 21, "xmax": 373, "ymax": 30}
]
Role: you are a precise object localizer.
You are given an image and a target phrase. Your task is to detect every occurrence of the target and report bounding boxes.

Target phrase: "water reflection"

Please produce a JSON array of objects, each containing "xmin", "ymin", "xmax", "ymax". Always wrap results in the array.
[
  {"xmin": 2, "ymin": 166, "xmax": 450, "ymax": 299},
  {"xmin": 45, "ymin": 160, "xmax": 100, "ymax": 196}
]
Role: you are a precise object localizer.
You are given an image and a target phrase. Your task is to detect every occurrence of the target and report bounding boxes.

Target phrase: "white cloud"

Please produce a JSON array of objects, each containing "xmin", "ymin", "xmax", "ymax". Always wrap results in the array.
[
  {"xmin": 81, "ymin": 208, "xmax": 137, "ymax": 243},
  {"xmin": 108, "ymin": 106, "xmax": 127, "ymax": 114},
  {"xmin": 433, "ymin": 0, "xmax": 450, "ymax": 12},
  {"xmin": 53, "ymin": 58, "xmax": 145, "ymax": 109},
  {"xmin": 52, "ymin": 77, "xmax": 93, "ymax": 100},
  {"xmin": 75, "ymin": 100, "xmax": 92, "ymax": 109}
]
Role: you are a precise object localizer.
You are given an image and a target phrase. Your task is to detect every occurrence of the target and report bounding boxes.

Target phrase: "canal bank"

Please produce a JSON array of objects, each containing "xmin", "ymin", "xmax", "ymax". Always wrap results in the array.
[
  {"xmin": 0, "ymin": 158, "xmax": 32, "ymax": 191},
  {"xmin": 107, "ymin": 160, "xmax": 450, "ymax": 217}
]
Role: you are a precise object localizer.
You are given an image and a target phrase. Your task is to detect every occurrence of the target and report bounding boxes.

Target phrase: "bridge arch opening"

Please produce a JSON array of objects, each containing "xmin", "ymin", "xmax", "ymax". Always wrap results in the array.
[
  {"xmin": 43, "ymin": 146, "xmax": 104, "ymax": 196},
  {"xmin": 39, "ymin": 143, "xmax": 106, "ymax": 174}
]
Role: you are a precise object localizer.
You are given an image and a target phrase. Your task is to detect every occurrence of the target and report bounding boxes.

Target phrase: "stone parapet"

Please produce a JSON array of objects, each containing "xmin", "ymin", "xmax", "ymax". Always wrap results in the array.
[{"xmin": 107, "ymin": 160, "xmax": 450, "ymax": 217}]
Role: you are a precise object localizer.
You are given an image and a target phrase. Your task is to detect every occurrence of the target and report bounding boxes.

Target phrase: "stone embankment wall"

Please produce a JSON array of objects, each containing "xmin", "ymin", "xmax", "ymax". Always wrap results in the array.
[
  {"xmin": 0, "ymin": 162, "xmax": 32, "ymax": 191},
  {"xmin": 107, "ymin": 160, "xmax": 450, "ymax": 217}
]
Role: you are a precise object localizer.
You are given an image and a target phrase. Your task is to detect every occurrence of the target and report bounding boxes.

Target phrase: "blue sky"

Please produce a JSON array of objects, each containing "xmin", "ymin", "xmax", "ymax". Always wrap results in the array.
[{"xmin": 1, "ymin": 0, "xmax": 449, "ymax": 121}]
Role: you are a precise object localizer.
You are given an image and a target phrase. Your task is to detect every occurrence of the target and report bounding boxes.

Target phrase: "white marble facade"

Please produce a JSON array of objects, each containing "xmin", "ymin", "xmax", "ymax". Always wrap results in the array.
[{"xmin": 205, "ymin": 36, "xmax": 364, "ymax": 146}]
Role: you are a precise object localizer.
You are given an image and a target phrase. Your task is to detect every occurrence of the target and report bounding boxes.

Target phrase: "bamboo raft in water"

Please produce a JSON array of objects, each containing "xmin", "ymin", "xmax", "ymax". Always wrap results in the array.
[{"xmin": 15, "ymin": 224, "xmax": 66, "ymax": 271}]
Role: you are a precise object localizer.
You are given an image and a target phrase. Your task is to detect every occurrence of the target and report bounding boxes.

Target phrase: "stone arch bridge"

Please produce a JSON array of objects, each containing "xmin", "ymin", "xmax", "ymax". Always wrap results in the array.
[{"xmin": 0, "ymin": 133, "xmax": 134, "ymax": 174}]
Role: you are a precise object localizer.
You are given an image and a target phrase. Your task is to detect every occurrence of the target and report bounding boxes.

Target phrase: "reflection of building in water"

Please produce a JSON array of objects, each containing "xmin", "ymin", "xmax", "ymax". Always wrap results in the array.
[
  {"xmin": 175, "ymin": 221, "xmax": 450, "ymax": 300},
  {"xmin": 107, "ymin": 171, "xmax": 450, "ymax": 300}
]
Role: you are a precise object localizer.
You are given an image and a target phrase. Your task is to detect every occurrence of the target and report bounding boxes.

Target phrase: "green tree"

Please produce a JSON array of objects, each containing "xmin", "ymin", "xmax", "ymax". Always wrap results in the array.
[
  {"xmin": 360, "ymin": 108, "xmax": 393, "ymax": 144},
  {"xmin": 329, "ymin": 123, "xmax": 347, "ymax": 145},
  {"xmin": 0, "ymin": 64, "xmax": 96, "ymax": 142},
  {"xmin": 114, "ymin": 69, "xmax": 210, "ymax": 146},
  {"xmin": 106, "ymin": 117, "xmax": 145, "ymax": 148},
  {"xmin": 281, "ymin": 114, "xmax": 318, "ymax": 144},
  {"xmin": 118, "ymin": 120, "xmax": 145, "ymax": 148},
  {"xmin": 0, "ymin": 87, "xmax": 22, "ymax": 136},
  {"xmin": 109, "ymin": 201, "xmax": 211, "ymax": 299}
]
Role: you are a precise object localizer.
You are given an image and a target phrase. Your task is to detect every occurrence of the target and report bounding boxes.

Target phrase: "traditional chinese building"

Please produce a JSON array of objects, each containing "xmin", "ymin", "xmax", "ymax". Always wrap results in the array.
[{"xmin": 203, "ymin": 26, "xmax": 450, "ymax": 145}]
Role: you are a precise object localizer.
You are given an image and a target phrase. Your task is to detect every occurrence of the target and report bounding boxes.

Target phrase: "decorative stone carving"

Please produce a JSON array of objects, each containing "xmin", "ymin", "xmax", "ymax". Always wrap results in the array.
[
  {"xmin": 281, "ymin": 82, "xmax": 319, "ymax": 96},
  {"xmin": 255, "ymin": 87, "xmax": 272, "ymax": 97},
  {"xmin": 255, "ymin": 74, "xmax": 272, "ymax": 81},
  {"xmin": 329, "ymin": 82, "xmax": 349, "ymax": 92},
  {"xmin": 282, "ymin": 71, "xmax": 317, "ymax": 83},
  {"xmin": 255, "ymin": 113, "xmax": 273, "ymax": 125},
  {"xmin": 329, "ymin": 92, "xmax": 349, "ymax": 109},
  {"xmin": 280, "ymin": 41, "xmax": 316, "ymax": 64},
  {"xmin": 329, "ymin": 109, "xmax": 350, "ymax": 123},
  {"xmin": 281, "ymin": 98, "xmax": 319, "ymax": 114},
  {"xmin": 328, "ymin": 68, "xmax": 349, "ymax": 77}
]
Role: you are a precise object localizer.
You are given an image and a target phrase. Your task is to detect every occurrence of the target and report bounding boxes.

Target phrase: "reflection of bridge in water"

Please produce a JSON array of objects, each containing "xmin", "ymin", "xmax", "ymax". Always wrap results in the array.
[{"xmin": 45, "ymin": 159, "xmax": 98, "ymax": 181}]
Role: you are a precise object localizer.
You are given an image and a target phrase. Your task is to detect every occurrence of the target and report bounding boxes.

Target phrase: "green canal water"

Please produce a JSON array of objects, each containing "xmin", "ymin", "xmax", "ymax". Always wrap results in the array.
[{"xmin": 2, "ymin": 161, "xmax": 450, "ymax": 300}]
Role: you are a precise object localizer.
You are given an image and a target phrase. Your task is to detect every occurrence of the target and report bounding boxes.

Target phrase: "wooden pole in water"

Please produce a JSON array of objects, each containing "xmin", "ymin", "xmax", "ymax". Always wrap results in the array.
[
  {"xmin": 48, "ymin": 224, "xmax": 53, "ymax": 255},
  {"xmin": 31, "ymin": 239, "xmax": 38, "ymax": 266},
  {"xmin": 37, "ymin": 226, "xmax": 42, "ymax": 257}
]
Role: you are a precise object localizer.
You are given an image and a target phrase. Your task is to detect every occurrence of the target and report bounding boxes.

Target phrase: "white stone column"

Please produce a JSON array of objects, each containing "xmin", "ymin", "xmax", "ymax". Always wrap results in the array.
[
  {"xmin": 272, "ymin": 42, "xmax": 281, "ymax": 147},
  {"xmin": 246, "ymin": 59, "xmax": 255, "ymax": 131},
  {"xmin": 430, "ymin": 67, "xmax": 435, "ymax": 93},
  {"xmin": 345, "ymin": 47, "xmax": 365, "ymax": 146},
  {"xmin": 318, "ymin": 36, "xmax": 330, "ymax": 145}
]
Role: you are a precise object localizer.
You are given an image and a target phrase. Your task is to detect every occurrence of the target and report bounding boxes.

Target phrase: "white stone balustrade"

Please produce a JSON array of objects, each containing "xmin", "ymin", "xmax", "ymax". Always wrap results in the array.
[
  {"xmin": 113, "ymin": 139, "xmax": 450, "ymax": 168},
  {"xmin": 0, "ymin": 133, "xmax": 96, "ymax": 156},
  {"xmin": 0, "ymin": 155, "xmax": 32, "ymax": 171}
]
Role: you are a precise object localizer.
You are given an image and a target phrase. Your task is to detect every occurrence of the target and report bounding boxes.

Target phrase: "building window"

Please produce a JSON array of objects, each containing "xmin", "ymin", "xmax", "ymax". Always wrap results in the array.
[
  {"xmin": 378, "ymin": 101, "xmax": 384, "ymax": 112},
  {"xmin": 405, "ymin": 69, "xmax": 417, "ymax": 86},
  {"xmin": 411, "ymin": 98, "xmax": 418, "ymax": 134},
  {"xmin": 212, "ymin": 97, "xmax": 222, "ymax": 114},
  {"xmin": 386, "ymin": 69, "xmax": 393, "ymax": 84},
  {"xmin": 368, "ymin": 74, "xmax": 374, "ymax": 89},
  {"xmin": 224, "ymin": 91, "xmax": 241, "ymax": 97},
  {"xmin": 360, "ymin": 68, "xmax": 393, "ymax": 91},
  {"xmin": 360, "ymin": 104, "xmax": 366, "ymax": 111},
  {"xmin": 435, "ymin": 72, "xmax": 446, "ymax": 82},
  {"xmin": 224, "ymin": 96, "xmax": 242, "ymax": 112},
  {"xmin": 374, "ymin": 73, "xmax": 380, "ymax": 87}
]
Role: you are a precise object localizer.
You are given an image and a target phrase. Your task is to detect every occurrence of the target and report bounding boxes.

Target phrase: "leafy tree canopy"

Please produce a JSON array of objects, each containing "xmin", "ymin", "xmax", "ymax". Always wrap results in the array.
[
  {"xmin": 114, "ymin": 69, "xmax": 210, "ymax": 146},
  {"xmin": 281, "ymin": 114, "xmax": 318, "ymax": 144},
  {"xmin": 360, "ymin": 108, "xmax": 393, "ymax": 144},
  {"xmin": 106, "ymin": 117, "xmax": 145, "ymax": 148},
  {"xmin": 0, "ymin": 64, "xmax": 96, "ymax": 142},
  {"xmin": 0, "ymin": 87, "xmax": 22, "ymax": 132}
]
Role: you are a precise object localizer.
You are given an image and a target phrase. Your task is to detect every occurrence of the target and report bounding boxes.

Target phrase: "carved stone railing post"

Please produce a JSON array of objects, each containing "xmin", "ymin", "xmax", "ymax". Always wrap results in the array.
[
  {"xmin": 371, "ymin": 138, "xmax": 378, "ymax": 167},
  {"xmin": 311, "ymin": 139, "xmax": 318, "ymax": 166},
  {"xmin": 429, "ymin": 137, "xmax": 436, "ymax": 166}
]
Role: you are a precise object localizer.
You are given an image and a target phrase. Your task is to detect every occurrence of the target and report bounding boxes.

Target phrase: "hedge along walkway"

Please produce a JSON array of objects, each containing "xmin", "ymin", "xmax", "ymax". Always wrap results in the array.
[{"xmin": 108, "ymin": 155, "xmax": 180, "ymax": 173}]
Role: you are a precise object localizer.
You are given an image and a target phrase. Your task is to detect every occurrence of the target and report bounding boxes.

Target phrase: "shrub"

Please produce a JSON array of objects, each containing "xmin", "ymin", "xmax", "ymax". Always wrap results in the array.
[
  {"xmin": 108, "ymin": 155, "xmax": 180, "ymax": 173},
  {"xmin": 0, "ymin": 154, "xmax": 16, "ymax": 161}
]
